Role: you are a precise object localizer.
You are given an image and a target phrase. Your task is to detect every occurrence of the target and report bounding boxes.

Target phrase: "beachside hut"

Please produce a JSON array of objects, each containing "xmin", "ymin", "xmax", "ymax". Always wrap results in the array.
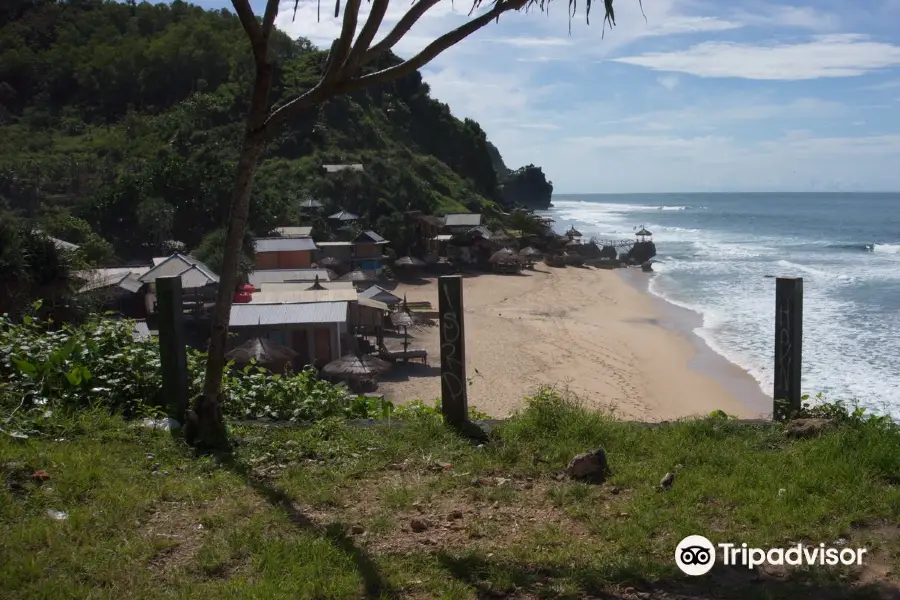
[
  {"xmin": 519, "ymin": 246, "xmax": 542, "ymax": 269},
  {"xmin": 329, "ymin": 210, "xmax": 360, "ymax": 223},
  {"xmin": 565, "ymin": 226, "xmax": 583, "ymax": 240},
  {"xmin": 635, "ymin": 226, "xmax": 652, "ymax": 241},
  {"xmin": 321, "ymin": 353, "xmax": 391, "ymax": 392},
  {"xmin": 297, "ymin": 197, "xmax": 324, "ymax": 210},
  {"xmin": 489, "ymin": 248, "xmax": 522, "ymax": 274},
  {"xmin": 339, "ymin": 267, "xmax": 376, "ymax": 290}
]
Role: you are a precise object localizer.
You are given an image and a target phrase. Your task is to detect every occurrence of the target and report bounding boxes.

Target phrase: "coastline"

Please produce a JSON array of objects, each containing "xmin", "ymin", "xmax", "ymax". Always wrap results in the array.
[
  {"xmin": 377, "ymin": 266, "xmax": 772, "ymax": 421},
  {"xmin": 616, "ymin": 268, "xmax": 773, "ymax": 417}
]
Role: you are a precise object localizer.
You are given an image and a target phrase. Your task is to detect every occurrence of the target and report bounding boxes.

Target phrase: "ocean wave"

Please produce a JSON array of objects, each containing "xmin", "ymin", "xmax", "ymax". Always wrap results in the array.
[
  {"xmin": 656, "ymin": 205, "xmax": 692, "ymax": 211},
  {"xmin": 874, "ymin": 243, "xmax": 900, "ymax": 254},
  {"xmin": 825, "ymin": 242, "xmax": 900, "ymax": 254}
]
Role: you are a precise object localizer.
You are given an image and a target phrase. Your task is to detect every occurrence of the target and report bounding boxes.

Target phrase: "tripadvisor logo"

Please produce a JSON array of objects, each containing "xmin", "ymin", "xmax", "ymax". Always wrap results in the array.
[{"xmin": 675, "ymin": 535, "xmax": 868, "ymax": 576}]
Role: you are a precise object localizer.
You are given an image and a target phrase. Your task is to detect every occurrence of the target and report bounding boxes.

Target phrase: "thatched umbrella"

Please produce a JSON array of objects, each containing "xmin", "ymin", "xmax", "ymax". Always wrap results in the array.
[
  {"xmin": 566, "ymin": 226, "xmax": 583, "ymax": 238},
  {"xmin": 489, "ymin": 248, "xmax": 519, "ymax": 264},
  {"xmin": 519, "ymin": 246, "xmax": 542, "ymax": 258},
  {"xmin": 321, "ymin": 354, "xmax": 391, "ymax": 379},
  {"xmin": 317, "ymin": 256, "xmax": 343, "ymax": 268},
  {"xmin": 635, "ymin": 226, "xmax": 653, "ymax": 241},
  {"xmin": 339, "ymin": 268, "xmax": 375, "ymax": 284},
  {"xmin": 394, "ymin": 255, "xmax": 426, "ymax": 268},
  {"xmin": 226, "ymin": 338, "xmax": 298, "ymax": 364}
]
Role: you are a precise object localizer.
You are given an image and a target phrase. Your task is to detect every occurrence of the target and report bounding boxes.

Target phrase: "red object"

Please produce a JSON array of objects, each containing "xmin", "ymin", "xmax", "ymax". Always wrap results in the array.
[
  {"xmin": 233, "ymin": 291, "xmax": 252, "ymax": 304},
  {"xmin": 241, "ymin": 283, "xmax": 255, "ymax": 292},
  {"xmin": 31, "ymin": 470, "xmax": 50, "ymax": 481}
]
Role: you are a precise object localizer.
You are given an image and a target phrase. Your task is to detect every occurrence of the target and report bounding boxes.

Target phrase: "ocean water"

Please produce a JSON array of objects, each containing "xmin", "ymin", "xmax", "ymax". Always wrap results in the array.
[{"xmin": 547, "ymin": 193, "xmax": 900, "ymax": 416}]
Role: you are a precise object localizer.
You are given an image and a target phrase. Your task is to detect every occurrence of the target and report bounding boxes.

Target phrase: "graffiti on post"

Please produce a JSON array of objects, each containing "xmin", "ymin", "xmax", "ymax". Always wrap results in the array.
[
  {"xmin": 773, "ymin": 277, "xmax": 803, "ymax": 421},
  {"xmin": 438, "ymin": 275, "xmax": 468, "ymax": 426}
]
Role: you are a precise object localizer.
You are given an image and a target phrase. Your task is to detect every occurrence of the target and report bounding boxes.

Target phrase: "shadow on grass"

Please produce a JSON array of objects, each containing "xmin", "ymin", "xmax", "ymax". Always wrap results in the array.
[
  {"xmin": 437, "ymin": 552, "xmax": 900, "ymax": 600},
  {"xmin": 221, "ymin": 455, "xmax": 396, "ymax": 599}
]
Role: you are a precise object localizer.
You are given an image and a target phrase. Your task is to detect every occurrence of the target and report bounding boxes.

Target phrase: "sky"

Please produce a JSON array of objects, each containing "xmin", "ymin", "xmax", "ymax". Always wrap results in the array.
[{"xmin": 187, "ymin": 0, "xmax": 900, "ymax": 193}]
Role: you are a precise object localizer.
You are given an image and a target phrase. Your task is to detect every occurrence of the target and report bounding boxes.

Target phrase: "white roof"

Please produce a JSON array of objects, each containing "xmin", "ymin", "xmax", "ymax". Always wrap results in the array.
[
  {"xmin": 230, "ymin": 301, "xmax": 348, "ymax": 326},
  {"xmin": 273, "ymin": 226, "xmax": 313, "ymax": 237},
  {"xmin": 254, "ymin": 237, "xmax": 318, "ymax": 252},
  {"xmin": 139, "ymin": 254, "xmax": 218, "ymax": 288},
  {"xmin": 248, "ymin": 269, "xmax": 333, "ymax": 285},
  {"xmin": 260, "ymin": 281, "xmax": 354, "ymax": 292},
  {"xmin": 249, "ymin": 289, "xmax": 359, "ymax": 304}
]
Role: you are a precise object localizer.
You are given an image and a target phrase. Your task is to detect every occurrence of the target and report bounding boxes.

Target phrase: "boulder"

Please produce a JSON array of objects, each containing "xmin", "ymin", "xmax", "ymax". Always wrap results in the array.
[{"xmin": 565, "ymin": 448, "xmax": 610, "ymax": 482}]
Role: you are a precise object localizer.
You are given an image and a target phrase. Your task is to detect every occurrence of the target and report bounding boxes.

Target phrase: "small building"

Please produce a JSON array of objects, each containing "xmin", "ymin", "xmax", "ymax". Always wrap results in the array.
[
  {"xmin": 248, "ymin": 268, "xmax": 335, "ymax": 287},
  {"xmin": 443, "ymin": 213, "xmax": 483, "ymax": 234},
  {"xmin": 273, "ymin": 226, "xmax": 313, "ymax": 238},
  {"xmin": 253, "ymin": 236, "xmax": 318, "ymax": 270},
  {"xmin": 317, "ymin": 230, "xmax": 390, "ymax": 276},
  {"xmin": 229, "ymin": 301, "xmax": 348, "ymax": 368},
  {"xmin": 75, "ymin": 266, "xmax": 150, "ymax": 317},
  {"xmin": 358, "ymin": 285, "xmax": 402, "ymax": 305},
  {"xmin": 139, "ymin": 253, "xmax": 219, "ymax": 315}
]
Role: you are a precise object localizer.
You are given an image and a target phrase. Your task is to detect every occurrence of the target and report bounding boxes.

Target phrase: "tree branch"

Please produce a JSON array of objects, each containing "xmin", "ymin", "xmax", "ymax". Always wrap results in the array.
[
  {"xmin": 351, "ymin": 0, "xmax": 528, "ymax": 89},
  {"xmin": 322, "ymin": 0, "xmax": 363, "ymax": 82},
  {"xmin": 231, "ymin": 0, "xmax": 265, "ymax": 63},
  {"xmin": 260, "ymin": 0, "xmax": 281, "ymax": 42},
  {"xmin": 343, "ymin": 0, "xmax": 390, "ymax": 74},
  {"xmin": 362, "ymin": 0, "xmax": 441, "ymax": 65}
]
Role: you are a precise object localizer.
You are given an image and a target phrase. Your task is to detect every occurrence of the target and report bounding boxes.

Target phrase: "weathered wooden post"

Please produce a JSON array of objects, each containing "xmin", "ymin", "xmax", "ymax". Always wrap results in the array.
[
  {"xmin": 773, "ymin": 276, "xmax": 803, "ymax": 421},
  {"xmin": 438, "ymin": 275, "xmax": 468, "ymax": 426},
  {"xmin": 156, "ymin": 275, "xmax": 189, "ymax": 421}
]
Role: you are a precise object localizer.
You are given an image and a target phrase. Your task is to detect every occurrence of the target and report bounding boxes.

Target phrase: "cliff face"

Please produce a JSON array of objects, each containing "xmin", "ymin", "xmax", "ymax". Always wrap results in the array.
[{"xmin": 485, "ymin": 142, "xmax": 554, "ymax": 210}]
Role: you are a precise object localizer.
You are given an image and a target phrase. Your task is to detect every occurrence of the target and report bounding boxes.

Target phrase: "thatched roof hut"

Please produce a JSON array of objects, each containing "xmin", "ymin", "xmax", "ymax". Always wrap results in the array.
[
  {"xmin": 489, "ymin": 248, "xmax": 519, "ymax": 264},
  {"xmin": 394, "ymin": 255, "xmax": 426, "ymax": 268},
  {"xmin": 566, "ymin": 226, "xmax": 583, "ymax": 238}
]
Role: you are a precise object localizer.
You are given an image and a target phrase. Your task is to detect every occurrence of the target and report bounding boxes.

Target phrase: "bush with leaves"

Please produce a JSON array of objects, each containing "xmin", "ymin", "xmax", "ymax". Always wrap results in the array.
[{"xmin": 1, "ymin": 310, "xmax": 399, "ymax": 436}]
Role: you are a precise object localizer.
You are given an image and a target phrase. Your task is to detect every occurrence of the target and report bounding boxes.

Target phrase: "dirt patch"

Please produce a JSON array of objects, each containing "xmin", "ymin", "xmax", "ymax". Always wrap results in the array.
[
  {"xmin": 143, "ymin": 501, "xmax": 208, "ymax": 573},
  {"xmin": 326, "ymin": 471, "xmax": 602, "ymax": 555}
]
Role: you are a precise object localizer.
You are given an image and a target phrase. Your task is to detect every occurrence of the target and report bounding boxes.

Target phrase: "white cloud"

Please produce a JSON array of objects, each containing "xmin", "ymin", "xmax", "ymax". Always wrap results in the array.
[
  {"xmin": 613, "ymin": 34, "xmax": 900, "ymax": 80},
  {"xmin": 657, "ymin": 74, "xmax": 679, "ymax": 90},
  {"xmin": 732, "ymin": 4, "xmax": 840, "ymax": 31}
]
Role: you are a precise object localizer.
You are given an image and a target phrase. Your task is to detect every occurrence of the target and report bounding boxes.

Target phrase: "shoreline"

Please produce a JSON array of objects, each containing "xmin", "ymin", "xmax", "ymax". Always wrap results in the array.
[
  {"xmin": 616, "ymin": 268, "xmax": 773, "ymax": 417},
  {"xmin": 376, "ymin": 266, "xmax": 772, "ymax": 421}
]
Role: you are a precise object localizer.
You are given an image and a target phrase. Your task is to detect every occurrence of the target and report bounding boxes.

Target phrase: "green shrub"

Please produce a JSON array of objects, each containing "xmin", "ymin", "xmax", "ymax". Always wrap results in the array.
[{"xmin": 0, "ymin": 311, "xmax": 395, "ymax": 435}]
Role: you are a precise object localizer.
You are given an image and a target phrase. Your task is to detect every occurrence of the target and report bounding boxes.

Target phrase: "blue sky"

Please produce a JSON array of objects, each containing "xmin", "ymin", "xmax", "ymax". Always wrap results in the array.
[{"xmin": 187, "ymin": 0, "xmax": 900, "ymax": 192}]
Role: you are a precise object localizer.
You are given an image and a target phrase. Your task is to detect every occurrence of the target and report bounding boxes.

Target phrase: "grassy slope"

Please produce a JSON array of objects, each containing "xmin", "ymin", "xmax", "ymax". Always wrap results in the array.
[{"xmin": 2, "ymin": 393, "xmax": 899, "ymax": 600}]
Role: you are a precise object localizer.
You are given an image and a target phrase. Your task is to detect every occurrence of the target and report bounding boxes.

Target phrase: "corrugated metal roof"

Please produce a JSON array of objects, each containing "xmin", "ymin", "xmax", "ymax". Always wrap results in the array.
[
  {"xmin": 317, "ymin": 241, "xmax": 354, "ymax": 247},
  {"xmin": 254, "ymin": 237, "xmax": 318, "ymax": 252},
  {"xmin": 140, "ymin": 254, "xmax": 218, "ymax": 286},
  {"xmin": 260, "ymin": 281, "xmax": 354, "ymax": 292},
  {"xmin": 76, "ymin": 267, "xmax": 150, "ymax": 293},
  {"xmin": 230, "ymin": 301, "xmax": 348, "ymax": 326},
  {"xmin": 273, "ymin": 226, "xmax": 313, "ymax": 237},
  {"xmin": 358, "ymin": 285, "xmax": 401, "ymax": 303},
  {"xmin": 356, "ymin": 297, "xmax": 390, "ymax": 312},
  {"xmin": 248, "ymin": 269, "xmax": 333, "ymax": 285},
  {"xmin": 444, "ymin": 213, "xmax": 482, "ymax": 227},
  {"xmin": 354, "ymin": 230, "xmax": 388, "ymax": 244},
  {"xmin": 249, "ymin": 289, "xmax": 359, "ymax": 304}
]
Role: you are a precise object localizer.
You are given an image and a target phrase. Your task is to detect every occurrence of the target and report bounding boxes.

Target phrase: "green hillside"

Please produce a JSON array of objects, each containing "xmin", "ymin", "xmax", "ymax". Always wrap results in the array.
[{"xmin": 0, "ymin": 0, "xmax": 547, "ymax": 263}]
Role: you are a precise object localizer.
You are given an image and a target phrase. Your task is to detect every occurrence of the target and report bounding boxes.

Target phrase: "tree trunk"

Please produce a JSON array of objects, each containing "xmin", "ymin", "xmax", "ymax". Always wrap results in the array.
[{"xmin": 189, "ymin": 64, "xmax": 273, "ymax": 451}]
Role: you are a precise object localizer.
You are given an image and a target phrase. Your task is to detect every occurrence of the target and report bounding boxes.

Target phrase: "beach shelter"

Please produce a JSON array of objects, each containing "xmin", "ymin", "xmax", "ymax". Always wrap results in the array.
[
  {"xmin": 635, "ymin": 226, "xmax": 652, "ymax": 241},
  {"xmin": 339, "ymin": 268, "xmax": 375, "ymax": 286},
  {"xmin": 566, "ymin": 226, "xmax": 583, "ymax": 239},
  {"xmin": 394, "ymin": 255, "xmax": 426, "ymax": 268},
  {"xmin": 329, "ymin": 210, "xmax": 360, "ymax": 222},
  {"xmin": 321, "ymin": 354, "xmax": 391, "ymax": 380},
  {"xmin": 297, "ymin": 197, "xmax": 324, "ymax": 210}
]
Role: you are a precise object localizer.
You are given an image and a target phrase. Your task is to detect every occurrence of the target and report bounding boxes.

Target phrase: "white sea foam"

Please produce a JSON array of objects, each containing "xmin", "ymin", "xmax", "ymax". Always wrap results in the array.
[
  {"xmin": 873, "ymin": 243, "xmax": 900, "ymax": 254},
  {"xmin": 552, "ymin": 199, "xmax": 900, "ymax": 414}
]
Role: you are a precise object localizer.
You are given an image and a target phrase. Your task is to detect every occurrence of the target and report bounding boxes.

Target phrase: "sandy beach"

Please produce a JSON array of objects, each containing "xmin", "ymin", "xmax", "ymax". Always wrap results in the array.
[{"xmin": 377, "ymin": 266, "xmax": 772, "ymax": 421}]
